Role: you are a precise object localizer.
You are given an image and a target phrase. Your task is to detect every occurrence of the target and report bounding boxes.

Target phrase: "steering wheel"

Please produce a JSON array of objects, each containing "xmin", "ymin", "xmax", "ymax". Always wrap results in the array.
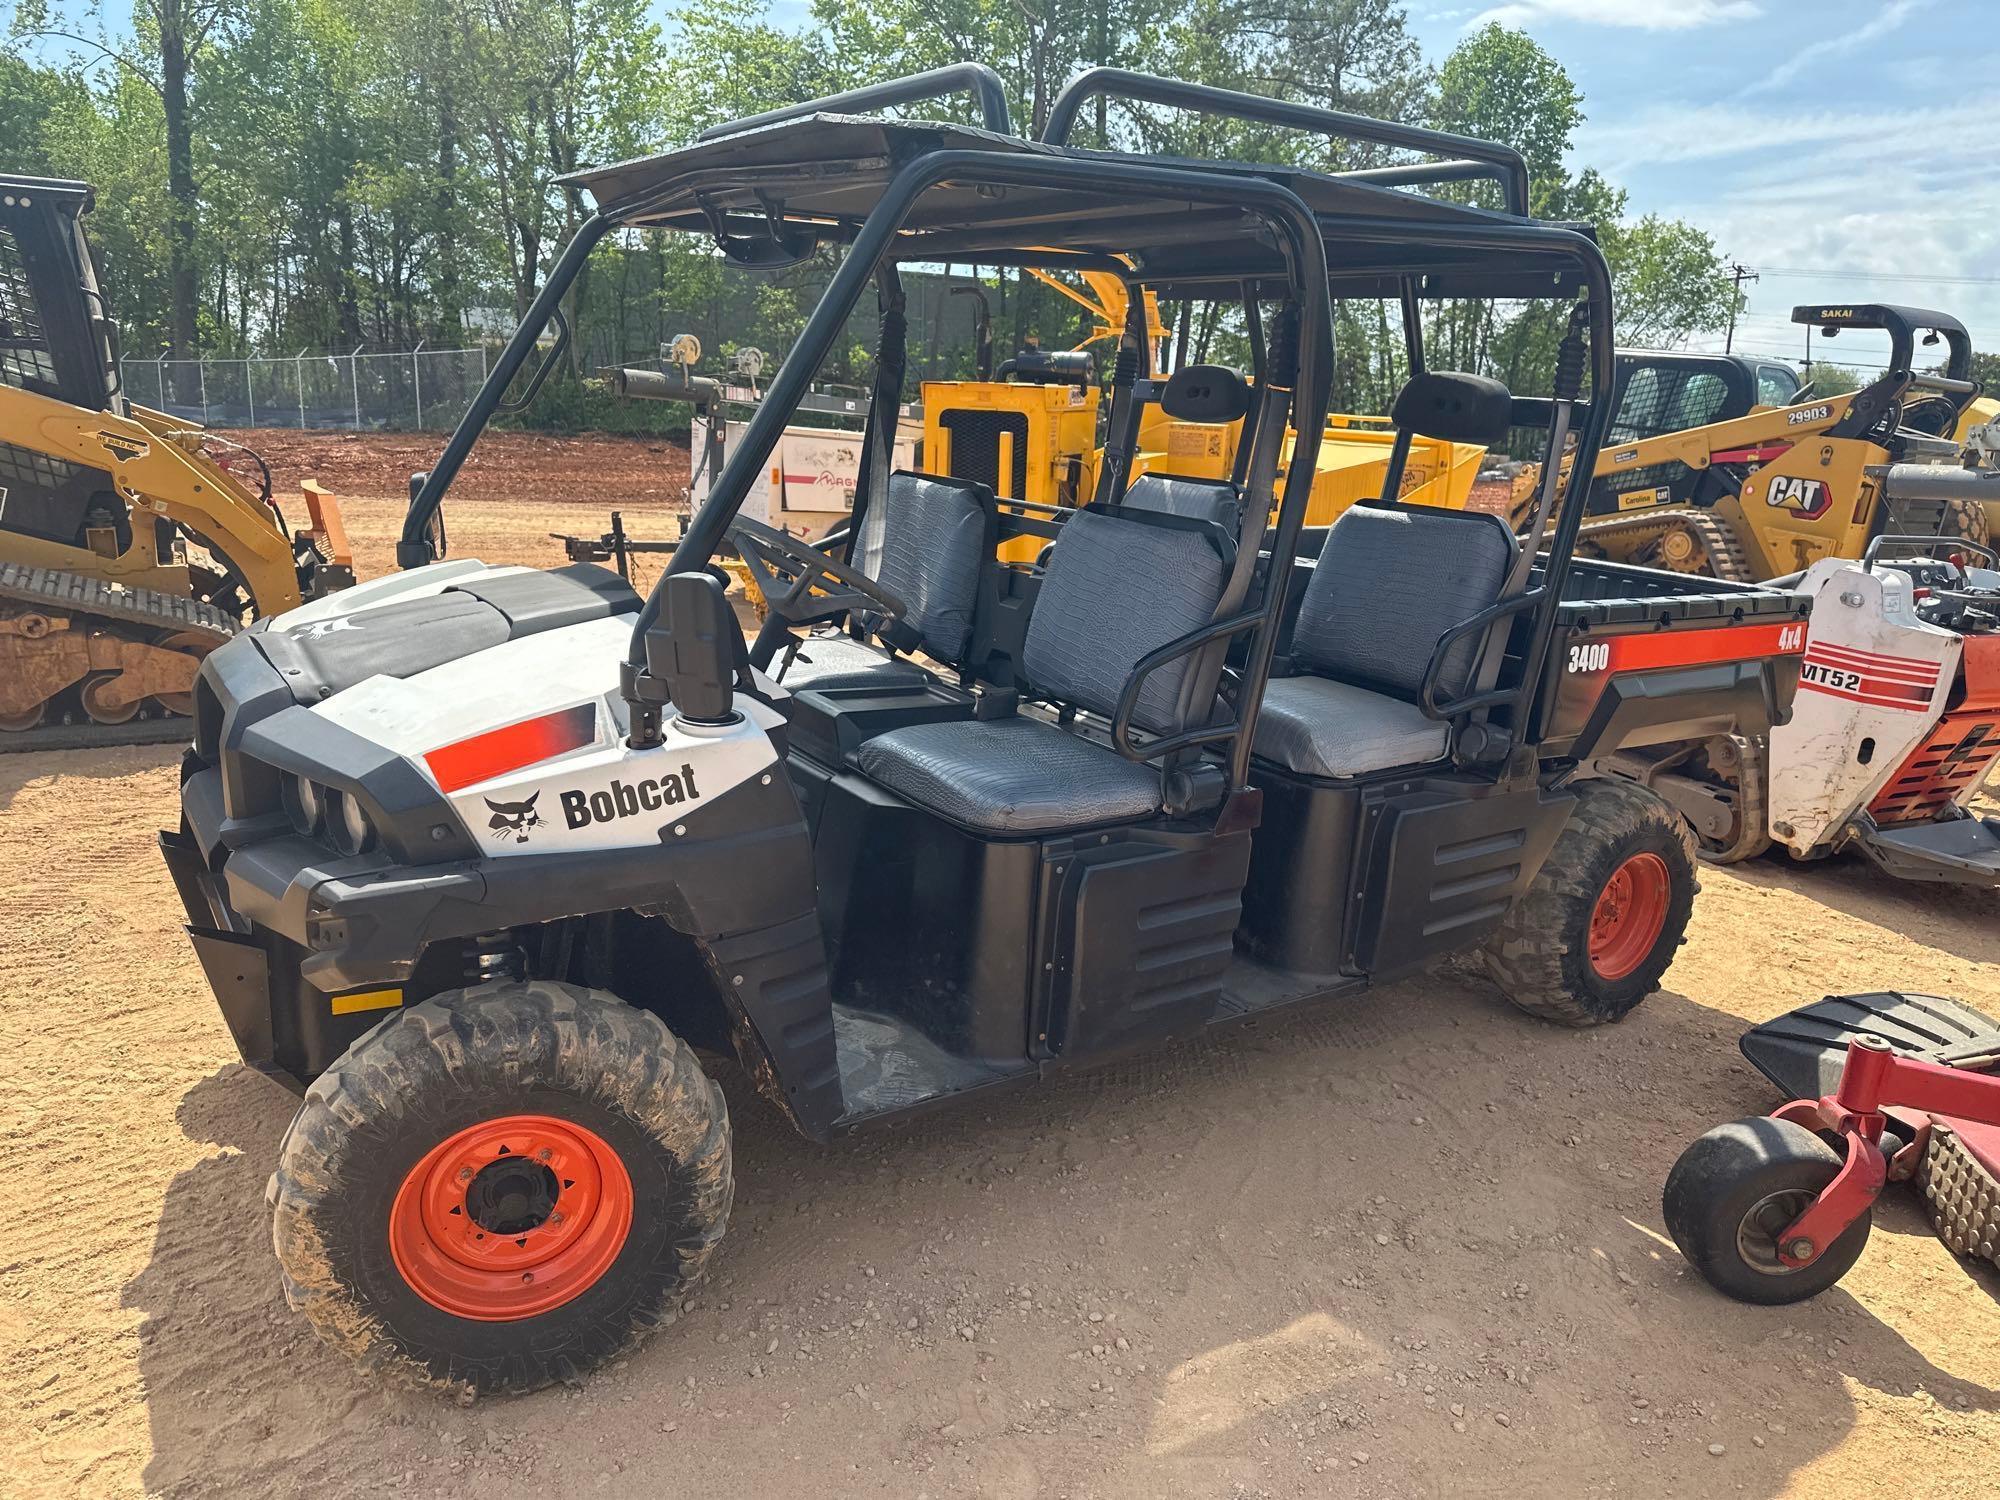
[{"xmin": 726, "ymin": 515, "xmax": 907, "ymax": 627}]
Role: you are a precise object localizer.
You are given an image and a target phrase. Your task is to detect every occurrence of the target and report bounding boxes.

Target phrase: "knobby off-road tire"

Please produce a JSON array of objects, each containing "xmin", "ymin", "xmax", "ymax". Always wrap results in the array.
[
  {"xmin": 271, "ymin": 981, "xmax": 732, "ymax": 1396},
  {"xmin": 1663, "ymin": 1117, "xmax": 1873, "ymax": 1305},
  {"xmin": 1482, "ymin": 779, "xmax": 1698, "ymax": 1026},
  {"xmin": 1940, "ymin": 494, "xmax": 1991, "ymax": 550}
]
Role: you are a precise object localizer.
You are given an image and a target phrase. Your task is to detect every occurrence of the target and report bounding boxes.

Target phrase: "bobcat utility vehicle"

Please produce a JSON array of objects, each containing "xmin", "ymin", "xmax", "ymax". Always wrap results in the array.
[{"xmin": 162, "ymin": 66, "xmax": 1810, "ymax": 1394}]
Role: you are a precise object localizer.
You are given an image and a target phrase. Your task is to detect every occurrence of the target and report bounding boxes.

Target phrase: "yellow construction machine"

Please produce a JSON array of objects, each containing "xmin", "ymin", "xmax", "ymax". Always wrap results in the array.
[
  {"xmin": 1536, "ymin": 305, "xmax": 1993, "ymax": 581},
  {"xmin": 1, "ymin": 174, "xmax": 354, "ymax": 748},
  {"xmin": 918, "ymin": 270, "xmax": 1489, "ymax": 546}
]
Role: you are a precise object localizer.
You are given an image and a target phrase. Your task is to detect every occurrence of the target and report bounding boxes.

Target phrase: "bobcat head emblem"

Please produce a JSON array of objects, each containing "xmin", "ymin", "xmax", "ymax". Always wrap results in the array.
[{"xmin": 484, "ymin": 791, "xmax": 544, "ymax": 843}]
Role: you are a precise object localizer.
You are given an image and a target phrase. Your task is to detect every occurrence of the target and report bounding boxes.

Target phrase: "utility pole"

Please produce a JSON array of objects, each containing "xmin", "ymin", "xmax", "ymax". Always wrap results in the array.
[{"xmin": 1723, "ymin": 261, "xmax": 1758, "ymax": 353}]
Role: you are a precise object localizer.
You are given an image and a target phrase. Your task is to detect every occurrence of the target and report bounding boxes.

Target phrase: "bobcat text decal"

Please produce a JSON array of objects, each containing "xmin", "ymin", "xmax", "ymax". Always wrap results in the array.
[{"xmin": 560, "ymin": 765, "xmax": 702, "ymax": 828}]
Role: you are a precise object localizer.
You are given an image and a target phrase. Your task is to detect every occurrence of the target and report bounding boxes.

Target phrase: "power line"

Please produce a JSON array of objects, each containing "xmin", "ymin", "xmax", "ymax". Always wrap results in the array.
[{"xmin": 1757, "ymin": 266, "xmax": 2000, "ymax": 287}]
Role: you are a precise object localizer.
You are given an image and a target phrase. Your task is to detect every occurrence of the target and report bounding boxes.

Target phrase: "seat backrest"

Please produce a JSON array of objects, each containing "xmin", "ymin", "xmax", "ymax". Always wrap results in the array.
[
  {"xmin": 1118, "ymin": 364, "xmax": 1251, "ymax": 535},
  {"xmin": 1290, "ymin": 503, "xmax": 1516, "ymax": 704},
  {"xmin": 1391, "ymin": 370, "xmax": 1515, "ymax": 447},
  {"xmin": 849, "ymin": 471, "xmax": 993, "ymax": 663},
  {"xmin": 1121, "ymin": 472, "xmax": 1241, "ymax": 533},
  {"xmin": 1159, "ymin": 363, "xmax": 1251, "ymax": 423},
  {"xmin": 1021, "ymin": 506, "xmax": 1231, "ymax": 735}
]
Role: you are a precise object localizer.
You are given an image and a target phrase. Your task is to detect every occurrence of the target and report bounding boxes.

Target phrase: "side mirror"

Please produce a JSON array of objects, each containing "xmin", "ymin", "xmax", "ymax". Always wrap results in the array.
[
  {"xmin": 644, "ymin": 571, "xmax": 740, "ymax": 726},
  {"xmin": 399, "ymin": 471, "xmax": 446, "ymax": 568}
]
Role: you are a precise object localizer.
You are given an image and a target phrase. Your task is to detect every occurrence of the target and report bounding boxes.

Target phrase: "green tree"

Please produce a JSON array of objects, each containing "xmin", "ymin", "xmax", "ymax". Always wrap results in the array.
[{"xmin": 1804, "ymin": 363, "xmax": 1865, "ymax": 397}]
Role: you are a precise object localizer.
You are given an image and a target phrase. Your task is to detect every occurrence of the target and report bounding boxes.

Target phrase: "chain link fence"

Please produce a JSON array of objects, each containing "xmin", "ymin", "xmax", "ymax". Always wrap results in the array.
[{"xmin": 116, "ymin": 346, "xmax": 495, "ymax": 431}]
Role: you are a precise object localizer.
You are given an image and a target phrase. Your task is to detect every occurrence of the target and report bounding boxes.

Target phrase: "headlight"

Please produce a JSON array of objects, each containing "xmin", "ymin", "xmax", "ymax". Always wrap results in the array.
[
  {"xmin": 329, "ymin": 789, "xmax": 377, "ymax": 855},
  {"xmin": 284, "ymin": 774, "xmax": 326, "ymax": 836}
]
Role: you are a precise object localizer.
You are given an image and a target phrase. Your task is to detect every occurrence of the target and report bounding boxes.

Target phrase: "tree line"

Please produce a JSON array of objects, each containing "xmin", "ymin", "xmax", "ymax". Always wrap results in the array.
[{"xmin": 5, "ymin": 0, "xmax": 1746, "ymax": 418}]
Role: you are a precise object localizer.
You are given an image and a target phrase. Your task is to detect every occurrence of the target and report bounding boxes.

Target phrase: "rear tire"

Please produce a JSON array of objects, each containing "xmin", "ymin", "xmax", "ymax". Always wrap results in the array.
[
  {"xmin": 1663, "ymin": 1117, "xmax": 1873, "ymax": 1304},
  {"xmin": 1482, "ymin": 779, "xmax": 1697, "ymax": 1025},
  {"xmin": 271, "ymin": 980, "xmax": 731, "ymax": 1395}
]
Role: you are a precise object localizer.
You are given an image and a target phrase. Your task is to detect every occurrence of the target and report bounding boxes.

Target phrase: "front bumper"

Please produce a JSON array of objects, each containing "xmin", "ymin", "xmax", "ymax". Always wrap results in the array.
[{"xmin": 160, "ymin": 824, "xmax": 401, "ymax": 1088}]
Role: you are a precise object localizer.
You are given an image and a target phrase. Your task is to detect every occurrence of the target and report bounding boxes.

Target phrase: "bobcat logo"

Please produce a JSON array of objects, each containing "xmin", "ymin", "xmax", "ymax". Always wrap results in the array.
[
  {"xmin": 484, "ymin": 792, "xmax": 544, "ymax": 843},
  {"xmin": 290, "ymin": 616, "xmax": 361, "ymax": 640}
]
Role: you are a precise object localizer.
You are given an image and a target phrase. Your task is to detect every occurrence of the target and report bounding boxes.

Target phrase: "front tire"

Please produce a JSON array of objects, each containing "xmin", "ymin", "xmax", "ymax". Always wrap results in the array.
[
  {"xmin": 1663, "ymin": 1117, "xmax": 1873, "ymax": 1304},
  {"xmin": 1482, "ymin": 779, "xmax": 1697, "ymax": 1025},
  {"xmin": 272, "ymin": 981, "xmax": 731, "ymax": 1395}
]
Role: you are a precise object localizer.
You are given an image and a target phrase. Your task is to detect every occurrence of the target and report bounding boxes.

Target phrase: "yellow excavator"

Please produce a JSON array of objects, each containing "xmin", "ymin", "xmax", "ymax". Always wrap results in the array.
[
  {"xmin": 1530, "ymin": 305, "xmax": 1994, "ymax": 581},
  {"xmin": 919, "ymin": 270, "xmax": 1490, "ymax": 558},
  {"xmin": 1, "ymin": 174, "xmax": 354, "ymax": 749}
]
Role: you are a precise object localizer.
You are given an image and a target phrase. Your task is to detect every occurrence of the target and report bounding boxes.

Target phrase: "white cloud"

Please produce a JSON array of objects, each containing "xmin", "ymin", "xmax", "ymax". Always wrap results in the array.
[
  {"xmin": 1576, "ymin": 96, "xmax": 2000, "ymax": 171},
  {"xmin": 1762, "ymin": 0, "xmax": 1933, "ymax": 90},
  {"xmin": 1577, "ymin": 97, "xmax": 2000, "ymax": 352},
  {"xmin": 1467, "ymin": 0, "xmax": 1760, "ymax": 31}
]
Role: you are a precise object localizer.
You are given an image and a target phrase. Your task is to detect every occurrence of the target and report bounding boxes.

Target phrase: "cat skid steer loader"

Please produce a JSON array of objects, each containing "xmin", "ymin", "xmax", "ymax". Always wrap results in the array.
[
  {"xmin": 1563, "ymin": 305, "xmax": 1991, "ymax": 582},
  {"xmin": 0, "ymin": 174, "xmax": 354, "ymax": 749}
]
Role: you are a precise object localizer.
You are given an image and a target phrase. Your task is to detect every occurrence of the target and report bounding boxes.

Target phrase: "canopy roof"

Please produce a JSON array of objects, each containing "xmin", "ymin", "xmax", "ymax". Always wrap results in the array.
[{"xmin": 562, "ymin": 115, "xmax": 1597, "ymax": 301}]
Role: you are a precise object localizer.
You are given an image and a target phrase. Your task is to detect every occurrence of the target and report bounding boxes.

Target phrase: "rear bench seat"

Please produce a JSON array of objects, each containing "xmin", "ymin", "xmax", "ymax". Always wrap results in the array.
[{"xmin": 1254, "ymin": 502, "xmax": 1514, "ymax": 777}]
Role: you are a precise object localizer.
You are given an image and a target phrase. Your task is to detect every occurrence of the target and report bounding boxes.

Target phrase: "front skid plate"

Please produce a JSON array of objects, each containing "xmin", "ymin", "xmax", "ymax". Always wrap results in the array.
[
  {"xmin": 1740, "ymin": 991, "xmax": 2000, "ymax": 1100},
  {"xmin": 1857, "ymin": 817, "xmax": 2000, "ymax": 887}
]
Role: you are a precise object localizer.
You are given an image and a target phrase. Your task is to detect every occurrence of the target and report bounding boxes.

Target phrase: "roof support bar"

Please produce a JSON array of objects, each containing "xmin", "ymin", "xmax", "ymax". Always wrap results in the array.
[
  {"xmin": 696, "ymin": 63, "xmax": 1013, "ymax": 142},
  {"xmin": 1039, "ymin": 68, "xmax": 1531, "ymax": 217}
]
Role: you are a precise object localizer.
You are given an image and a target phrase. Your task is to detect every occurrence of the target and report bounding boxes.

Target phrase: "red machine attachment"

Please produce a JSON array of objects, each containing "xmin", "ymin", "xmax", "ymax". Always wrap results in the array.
[{"xmin": 1666, "ymin": 996, "xmax": 2000, "ymax": 1303}]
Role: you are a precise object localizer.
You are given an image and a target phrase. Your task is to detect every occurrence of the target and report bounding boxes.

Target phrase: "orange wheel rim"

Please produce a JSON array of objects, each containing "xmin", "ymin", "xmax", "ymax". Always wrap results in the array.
[
  {"xmin": 1588, "ymin": 851, "xmax": 1670, "ymax": 982},
  {"xmin": 389, "ymin": 1114, "xmax": 633, "ymax": 1321}
]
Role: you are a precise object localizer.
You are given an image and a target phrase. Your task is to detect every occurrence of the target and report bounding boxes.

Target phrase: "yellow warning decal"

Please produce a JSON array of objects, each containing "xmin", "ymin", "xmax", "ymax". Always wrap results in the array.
[{"xmin": 330, "ymin": 987, "xmax": 403, "ymax": 1016}]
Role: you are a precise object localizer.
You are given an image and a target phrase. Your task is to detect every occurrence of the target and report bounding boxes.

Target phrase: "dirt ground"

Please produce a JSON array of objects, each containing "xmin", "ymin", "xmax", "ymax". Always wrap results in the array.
[
  {"xmin": 236, "ymin": 427, "xmax": 693, "ymax": 509},
  {"xmin": 5, "ymin": 443, "xmax": 2000, "ymax": 1499}
]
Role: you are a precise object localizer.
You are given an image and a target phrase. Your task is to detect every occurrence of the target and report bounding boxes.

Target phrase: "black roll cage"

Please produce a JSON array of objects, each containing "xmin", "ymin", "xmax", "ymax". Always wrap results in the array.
[
  {"xmin": 1041, "ymin": 68, "xmax": 1533, "ymax": 218},
  {"xmin": 396, "ymin": 68, "xmax": 1614, "ymax": 792}
]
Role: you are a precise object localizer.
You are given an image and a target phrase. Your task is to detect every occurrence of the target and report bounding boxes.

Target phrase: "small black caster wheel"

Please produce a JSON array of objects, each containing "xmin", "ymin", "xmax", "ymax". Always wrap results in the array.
[{"xmin": 1663, "ymin": 1117, "xmax": 1874, "ymax": 1305}]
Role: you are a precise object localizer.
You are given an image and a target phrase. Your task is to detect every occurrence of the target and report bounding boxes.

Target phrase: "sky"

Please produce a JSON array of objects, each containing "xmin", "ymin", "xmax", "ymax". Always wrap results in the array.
[
  {"xmin": 752, "ymin": 0, "xmax": 1999, "ymax": 369},
  {"xmin": 1407, "ymin": 0, "xmax": 2000, "ymax": 370},
  {"xmin": 28, "ymin": 0, "xmax": 1996, "ymax": 367}
]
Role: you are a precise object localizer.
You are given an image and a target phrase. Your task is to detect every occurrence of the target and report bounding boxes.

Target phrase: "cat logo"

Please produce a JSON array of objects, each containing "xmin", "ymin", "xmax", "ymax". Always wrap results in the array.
[
  {"xmin": 1616, "ymin": 484, "xmax": 1671, "ymax": 511},
  {"xmin": 1765, "ymin": 474, "xmax": 1832, "ymax": 520},
  {"xmin": 96, "ymin": 431, "xmax": 150, "ymax": 463}
]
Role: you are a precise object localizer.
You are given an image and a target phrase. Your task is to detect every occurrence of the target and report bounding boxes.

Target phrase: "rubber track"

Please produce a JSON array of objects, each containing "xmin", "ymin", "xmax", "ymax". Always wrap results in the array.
[
  {"xmin": 1917, "ymin": 1123, "xmax": 2000, "ymax": 1270},
  {"xmin": 1699, "ymin": 734, "xmax": 1773, "ymax": 865},
  {"xmin": 0, "ymin": 562, "xmax": 240, "ymax": 638},
  {"xmin": 0, "ymin": 563, "xmax": 236, "ymax": 754},
  {"xmin": 1576, "ymin": 509, "xmax": 1755, "ymax": 582},
  {"xmin": 0, "ymin": 714, "xmax": 194, "ymax": 754}
]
